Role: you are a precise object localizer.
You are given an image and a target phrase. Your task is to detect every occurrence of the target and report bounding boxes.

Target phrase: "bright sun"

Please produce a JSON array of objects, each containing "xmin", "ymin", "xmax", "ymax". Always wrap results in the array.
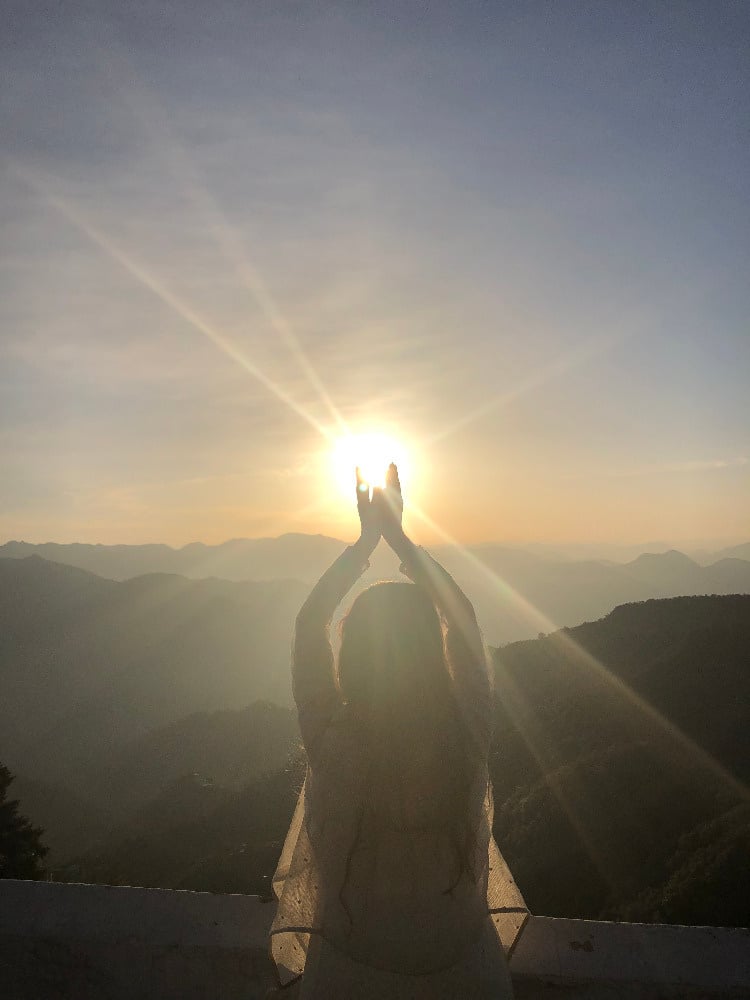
[{"xmin": 330, "ymin": 432, "xmax": 411, "ymax": 498}]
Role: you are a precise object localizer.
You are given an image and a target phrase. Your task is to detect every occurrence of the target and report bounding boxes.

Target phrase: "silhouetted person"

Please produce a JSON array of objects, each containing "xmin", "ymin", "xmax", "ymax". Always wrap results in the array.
[{"xmin": 270, "ymin": 465, "xmax": 516, "ymax": 998}]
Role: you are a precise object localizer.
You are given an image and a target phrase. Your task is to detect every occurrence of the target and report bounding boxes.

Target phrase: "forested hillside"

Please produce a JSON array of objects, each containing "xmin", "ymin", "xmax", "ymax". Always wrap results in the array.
[
  {"xmin": 490, "ymin": 595, "xmax": 750, "ymax": 924},
  {"xmin": 10, "ymin": 702, "xmax": 299, "ymax": 864}
]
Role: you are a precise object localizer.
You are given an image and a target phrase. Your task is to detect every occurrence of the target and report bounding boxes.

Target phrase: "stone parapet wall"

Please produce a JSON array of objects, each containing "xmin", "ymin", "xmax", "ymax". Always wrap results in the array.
[
  {"xmin": 510, "ymin": 915, "xmax": 750, "ymax": 999},
  {"xmin": 0, "ymin": 880, "xmax": 276, "ymax": 999},
  {"xmin": 1, "ymin": 880, "xmax": 748, "ymax": 999}
]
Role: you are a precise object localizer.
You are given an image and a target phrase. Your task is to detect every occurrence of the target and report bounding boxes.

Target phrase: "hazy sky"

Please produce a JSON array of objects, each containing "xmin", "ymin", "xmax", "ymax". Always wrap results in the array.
[{"xmin": 2, "ymin": 1, "xmax": 748, "ymax": 546}]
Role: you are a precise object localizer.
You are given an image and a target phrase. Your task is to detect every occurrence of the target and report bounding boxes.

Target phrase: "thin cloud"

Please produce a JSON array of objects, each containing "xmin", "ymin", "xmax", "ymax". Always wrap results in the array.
[
  {"xmin": 666, "ymin": 457, "xmax": 749, "ymax": 473},
  {"xmin": 563, "ymin": 457, "xmax": 749, "ymax": 482}
]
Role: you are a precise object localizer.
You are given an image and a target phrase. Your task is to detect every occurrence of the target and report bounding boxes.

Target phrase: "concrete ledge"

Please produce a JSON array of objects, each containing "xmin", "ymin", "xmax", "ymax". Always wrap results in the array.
[
  {"xmin": 1, "ymin": 880, "xmax": 748, "ymax": 998},
  {"xmin": 509, "ymin": 915, "xmax": 750, "ymax": 999},
  {"xmin": 0, "ymin": 880, "xmax": 276, "ymax": 999},
  {"xmin": 0, "ymin": 879, "xmax": 273, "ymax": 949},
  {"xmin": 0, "ymin": 937, "xmax": 269, "ymax": 1000}
]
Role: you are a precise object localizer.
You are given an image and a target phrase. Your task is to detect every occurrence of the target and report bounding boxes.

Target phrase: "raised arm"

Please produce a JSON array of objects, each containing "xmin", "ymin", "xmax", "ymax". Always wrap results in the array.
[
  {"xmin": 376, "ymin": 465, "xmax": 493, "ymax": 753},
  {"xmin": 293, "ymin": 469, "xmax": 379, "ymax": 759}
]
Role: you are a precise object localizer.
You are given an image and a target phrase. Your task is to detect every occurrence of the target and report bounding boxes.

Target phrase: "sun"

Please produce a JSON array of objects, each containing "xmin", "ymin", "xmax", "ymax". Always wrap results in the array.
[{"xmin": 330, "ymin": 431, "xmax": 411, "ymax": 498}]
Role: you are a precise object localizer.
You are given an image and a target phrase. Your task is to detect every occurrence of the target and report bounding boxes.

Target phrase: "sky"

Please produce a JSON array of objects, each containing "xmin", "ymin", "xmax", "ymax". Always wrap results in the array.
[{"xmin": 1, "ymin": 1, "xmax": 748, "ymax": 547}]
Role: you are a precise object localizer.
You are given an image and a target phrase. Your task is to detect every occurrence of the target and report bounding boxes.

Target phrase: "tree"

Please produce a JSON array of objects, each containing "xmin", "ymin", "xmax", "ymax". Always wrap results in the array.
[{"xmin": 0, "ymin": 763, "xmax": 48, "ymax": 879}]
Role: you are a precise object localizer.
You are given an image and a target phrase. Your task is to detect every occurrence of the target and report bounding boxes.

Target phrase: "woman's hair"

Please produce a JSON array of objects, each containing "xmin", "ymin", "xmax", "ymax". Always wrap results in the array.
[
  {"xmin": 336, "ymin": 581, "xmax": 476, "ymax": 893},
  {"xmin": 338, "ymin": 581, "xmax": 448, "ymax": 721}
]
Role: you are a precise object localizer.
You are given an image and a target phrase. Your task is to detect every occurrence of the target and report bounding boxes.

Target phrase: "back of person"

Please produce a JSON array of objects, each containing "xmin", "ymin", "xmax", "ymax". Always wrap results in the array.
[
  {"xmin": 305, "ymin": 709, "xmax": 492, "ymax": 975},
  {"xmin": 269, "ymin": 465, "xmax": 516, "ymax": 998}
]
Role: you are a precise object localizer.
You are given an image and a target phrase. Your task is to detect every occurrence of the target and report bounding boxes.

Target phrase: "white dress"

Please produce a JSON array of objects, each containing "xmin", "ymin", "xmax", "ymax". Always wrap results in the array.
[
  {"xmin": 270, "ymin": 719, "xmax": 526, "ymax": 997},
  {"xmin": 270, "ymin": 544, "xmax": 527, "ymax": 998}
]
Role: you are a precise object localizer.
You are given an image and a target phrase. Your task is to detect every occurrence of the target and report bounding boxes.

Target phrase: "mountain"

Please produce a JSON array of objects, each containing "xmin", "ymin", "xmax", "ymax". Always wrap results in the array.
[
  {"xmin": 491, "ymin": 595, "xmax": 750, "ymax": 800},
  {"xmin": 0, "ymin": 535, "xmax": 346, "ymax": 583},
  {"xmin": 3, "ymin": 536, "xmax": 749, "ymax": 644},
  {"xmin": 489, "ymin": 595, "xmax": 750, "ymax": 922},
  {"xmin": 8, "ymin": 773, "xmax": 110, "ymax": 865},
  {"xmin": 441, "ymin": 546, "xmax": 750, "ymax": 644},
  {"xmin": 41, "ymin": 594, "xmax": 750, "ymax": 929},
  {"xmin": 86, "ymin": 701, "xmax": 300, "ymax": 820},
  {"xmin": 614, "ymin": 803, "xmax": 750, "ymax": 928},
  {"xmin": 710, "ymin": 541, "xmax": 750, "ymax": 563},
  {"xmin": 65, "ymin": 760, "xmax": 304, "ymax": 896},
  {"xmin": 519, "ymin": 541, "xmax": 676, "ymax": 562},
  {"xmin": 9, "ymin": 701, "xmax": 300, "ymax": 865},
  {"xmin": 0, "ymin": 556, "xmax": 308, "ymax": 790}
]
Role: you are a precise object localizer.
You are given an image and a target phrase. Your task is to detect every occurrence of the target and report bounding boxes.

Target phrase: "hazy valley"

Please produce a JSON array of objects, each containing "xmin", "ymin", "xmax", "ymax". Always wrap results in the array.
[{"xmin": 1, "ymin": 540, "xmax": 748, "ymax": 928}]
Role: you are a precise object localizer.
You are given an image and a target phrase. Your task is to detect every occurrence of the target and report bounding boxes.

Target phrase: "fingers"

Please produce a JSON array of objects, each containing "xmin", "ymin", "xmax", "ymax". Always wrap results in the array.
[
  {"xmin": 371, "ymin": 489, "xmax": 393, "ymax": 529},
  {"xmin": 356, "ymin": 466, "xmax": 370, "ymax": 502},
  {"xmin": 383, "ymin": 463, "xmax": 403, "ymax": 520},
  {"xmin": 373, "ymin": 485, "xmax": 403, "ymax": 538},
  {"xmin": 386, "ymin": 462, "xmax": 401, "ymax": 492},
  {"xmin": 382, "ymin": 486, "xmax": 402, "ymax": 516}
]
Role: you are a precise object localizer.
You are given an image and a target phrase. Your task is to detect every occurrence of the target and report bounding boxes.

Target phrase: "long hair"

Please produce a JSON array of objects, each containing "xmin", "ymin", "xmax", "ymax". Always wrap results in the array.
[{"xmin": 336, "ymin": 581, "xmax": 476, "ymax": 894}]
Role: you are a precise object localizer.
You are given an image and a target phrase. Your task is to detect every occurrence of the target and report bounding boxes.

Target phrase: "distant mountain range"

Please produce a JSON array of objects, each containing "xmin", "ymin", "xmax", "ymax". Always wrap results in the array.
[
  {"xmin": 0, "ymin": 556, "xmax": 307, "ymax": 793},
  {"xmin": 449, "ymin": 545, "xmax": 750, "ymax": 644},
  {"xmin": 0, "ymin": 535, "xmax": 345, "ymax": 583},
  {"xmin": 3, "ymin": 534, "xmax": 749, "ymax": 581},
  {"xmin": 2, "ymin": 535, "xmax": 749, "ymax": 645},
  {"xmin": 510, "ymin": 540, "xmax": 750, "ymax": 564}
]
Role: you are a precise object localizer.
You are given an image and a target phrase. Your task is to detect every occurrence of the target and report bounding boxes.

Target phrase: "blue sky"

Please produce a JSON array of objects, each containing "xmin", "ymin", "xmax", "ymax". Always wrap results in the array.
[{"xmin": 1, "ymin": 1, "xmax": 748, "ymax": 545}]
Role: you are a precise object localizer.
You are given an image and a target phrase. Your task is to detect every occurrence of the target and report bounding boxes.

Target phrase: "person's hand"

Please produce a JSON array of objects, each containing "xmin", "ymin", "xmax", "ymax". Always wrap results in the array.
[
  {"xmin": 375, "ymin": 462, "xmax": 406, "ymax": 553},
  {"xmin": 355, "ymin": 467, "xmax": 381, "ymax": 554}
]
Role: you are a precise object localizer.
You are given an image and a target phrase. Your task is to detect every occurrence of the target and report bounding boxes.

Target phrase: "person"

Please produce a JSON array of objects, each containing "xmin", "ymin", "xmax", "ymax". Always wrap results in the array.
[{"xmin": 269, "ymin": 464, "xmax": 524, "ymax": 998}]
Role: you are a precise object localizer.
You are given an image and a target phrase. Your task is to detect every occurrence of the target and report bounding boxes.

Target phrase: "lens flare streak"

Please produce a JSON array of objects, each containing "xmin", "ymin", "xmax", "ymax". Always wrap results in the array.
[
  {"xmin": 12, "ymin": 163, "xmax": 333, "ymax": 444},
  {"xmin": 410, "ymin": 503, "xmax": 750, "ymax": 805},
  {"xmin": 426, "ymin": 332, "xmax": 626, "ymax": 446}
]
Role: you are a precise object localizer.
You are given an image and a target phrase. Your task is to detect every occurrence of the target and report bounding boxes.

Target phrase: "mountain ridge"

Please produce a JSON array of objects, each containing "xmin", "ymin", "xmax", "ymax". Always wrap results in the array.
[
  {"xmin": 3, "ymin": 534, "xmax": 750, "ymax": 648},
  {"xmin": 3, "ymin": 535, "xmax": 748, "ymax": 581},
  {"xmin": 0, "ymin": 556, "xmax": 308, "ymax": 788}
]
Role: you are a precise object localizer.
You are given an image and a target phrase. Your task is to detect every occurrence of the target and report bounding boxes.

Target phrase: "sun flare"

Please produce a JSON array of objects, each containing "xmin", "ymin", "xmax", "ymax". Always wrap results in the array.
[{"xmin": 331, "ymin": 432, "xmax": 411, "ymax": 498}]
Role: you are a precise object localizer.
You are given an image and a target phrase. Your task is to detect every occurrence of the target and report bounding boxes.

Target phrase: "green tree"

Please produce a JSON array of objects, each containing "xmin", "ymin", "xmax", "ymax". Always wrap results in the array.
[{"xmin": 0, "ymin": 763, "xmax": 48, "ymax": 879}]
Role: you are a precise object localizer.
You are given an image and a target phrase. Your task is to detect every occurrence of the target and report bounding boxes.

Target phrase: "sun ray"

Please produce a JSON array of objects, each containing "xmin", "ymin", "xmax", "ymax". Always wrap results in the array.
[
  {"xmin": 410, "ymin": 503, "xmax": 750, "ymax": 805},
  {"xmin": 89, "ymin": 49, "xmax": 349, "ymax": 437},
  {"xmin": 147, "ymin": 133, "xmax": 349, "ymax": 435},
  {"xmin": 404, "ymin": 502, "xmax": 619, "ymax": 886},
  {"xmin": 426, "ymin": 332, "xmax": 626, "ymax": 446},
  {"xmin": 12, "ymin": 162, "xmax": 334, "ymax": 443},
  {"xmin": 492, "ymin": 658, "xmax": 619, "ymax": 892}
]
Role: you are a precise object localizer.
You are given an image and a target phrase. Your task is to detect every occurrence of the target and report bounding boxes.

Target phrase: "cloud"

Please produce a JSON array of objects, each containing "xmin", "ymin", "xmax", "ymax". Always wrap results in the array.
[
  {"xmin": 566, "ymin": 456, "xmax": 750, "ymax": 482},
  {"xmin": 665, "ymin": 457, "xmax": 749, "ymax": 473}
]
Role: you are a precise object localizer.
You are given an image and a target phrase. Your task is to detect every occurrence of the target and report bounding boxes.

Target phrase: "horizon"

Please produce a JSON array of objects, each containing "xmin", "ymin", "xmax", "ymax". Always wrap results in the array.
[
  {"xmin": 2, "ymin": 3, "xmax": 748, "ymax": 547},
  {"xmin": 2, "ymin": 530, "xmax": 747, "ymax": 558}
]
